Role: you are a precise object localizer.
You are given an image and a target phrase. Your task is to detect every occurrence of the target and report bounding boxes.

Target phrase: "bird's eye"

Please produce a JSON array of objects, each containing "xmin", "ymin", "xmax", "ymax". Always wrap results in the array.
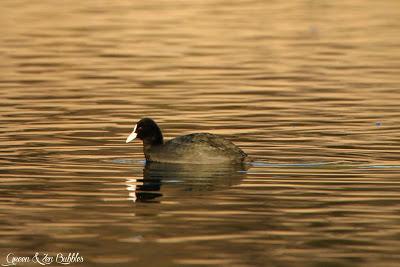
[{"xmin": 138, "ymin": 127, "xmax": 143, "ymax": 131}]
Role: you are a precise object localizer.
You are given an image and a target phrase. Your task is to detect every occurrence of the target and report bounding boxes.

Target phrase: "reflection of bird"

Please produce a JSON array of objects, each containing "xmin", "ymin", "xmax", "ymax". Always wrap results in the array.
[
  {"xmin": 125, "ymin": 162, "xmax": 248, "ymax": 203},
  {"xmin": 126, "ymin": 118, "xmax": 251, "ymax": 164},
  {"xmin": 126, "ymin": 177, "xmax": 162, "ymax": 203}
]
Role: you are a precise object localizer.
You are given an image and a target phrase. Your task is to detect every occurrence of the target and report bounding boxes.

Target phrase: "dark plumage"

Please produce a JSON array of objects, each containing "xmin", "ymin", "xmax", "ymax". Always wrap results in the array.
[{"xmin": 126, "ymin": 118, "xmax": 250, "ymax": 164}]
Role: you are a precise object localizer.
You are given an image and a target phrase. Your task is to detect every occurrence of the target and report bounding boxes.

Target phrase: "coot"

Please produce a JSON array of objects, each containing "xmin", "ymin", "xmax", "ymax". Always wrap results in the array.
[{"xmin": 126, "ymin": 118, "xmax": 250, "ymax": 164}]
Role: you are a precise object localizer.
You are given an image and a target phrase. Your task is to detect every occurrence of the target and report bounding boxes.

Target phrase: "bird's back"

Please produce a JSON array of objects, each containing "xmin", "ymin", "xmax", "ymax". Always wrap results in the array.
[{"xmin": 147, "ymin": 133, "xmax": 248, "ymax": 164}]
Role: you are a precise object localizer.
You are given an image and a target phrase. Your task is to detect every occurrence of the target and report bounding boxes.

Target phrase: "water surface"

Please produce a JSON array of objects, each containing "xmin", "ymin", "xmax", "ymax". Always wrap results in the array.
[{"xmin": 1, "ymin": 1, "xmax": 400, "ymax": 266}]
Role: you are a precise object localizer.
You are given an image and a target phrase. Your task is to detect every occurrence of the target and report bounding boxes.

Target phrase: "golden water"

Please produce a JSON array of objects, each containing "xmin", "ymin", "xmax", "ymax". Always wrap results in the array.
[{"xmin": 1, "ymin": 1, "xmax": 400, "ymax": 266}]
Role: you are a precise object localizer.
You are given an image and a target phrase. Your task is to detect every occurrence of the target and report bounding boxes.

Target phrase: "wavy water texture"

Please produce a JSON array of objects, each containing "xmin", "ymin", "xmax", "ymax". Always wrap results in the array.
[{"xmin": 1, "ymin": 1, "xmax": 400, "ymax": 266}]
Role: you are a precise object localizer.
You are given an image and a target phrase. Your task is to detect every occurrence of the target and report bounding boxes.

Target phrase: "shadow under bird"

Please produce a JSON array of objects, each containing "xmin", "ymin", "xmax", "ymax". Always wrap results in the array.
[
  {"xmin": 126, "ymin": 118, "xmax": 250, "ymax": 164},
  {"xmin": 126, "ymin": 162, "xmax": 247, "ymax": 202}
]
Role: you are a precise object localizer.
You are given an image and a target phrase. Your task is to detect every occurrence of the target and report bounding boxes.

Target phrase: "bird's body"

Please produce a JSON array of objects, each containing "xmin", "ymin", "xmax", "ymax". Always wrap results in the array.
[
  {"xmin": 145, "ymin": 133, "xmax": 248, "ymax": 164},
  {"xmin": 126, "ymin": 118, "xmax": 250, "ymax": 164}
]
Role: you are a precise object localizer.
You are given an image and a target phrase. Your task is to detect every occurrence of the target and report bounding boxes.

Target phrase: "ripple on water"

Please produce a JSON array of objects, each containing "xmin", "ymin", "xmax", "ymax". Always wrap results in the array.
[{"xmin": 1, "ymin": 0, "xmax": 400, "ymax": 266}]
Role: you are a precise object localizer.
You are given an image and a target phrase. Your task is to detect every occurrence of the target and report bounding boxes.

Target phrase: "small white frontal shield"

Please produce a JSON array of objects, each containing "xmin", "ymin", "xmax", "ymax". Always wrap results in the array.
[{"xmin": 126, "ymin": 124, "xmax": 138, "ymax": 143}]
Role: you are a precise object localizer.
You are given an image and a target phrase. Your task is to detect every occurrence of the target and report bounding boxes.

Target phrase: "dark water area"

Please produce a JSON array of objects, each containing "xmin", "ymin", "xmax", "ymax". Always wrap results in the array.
[{"xmin": 1, "ymin": 1, "xmax": 400, "ymax": 266}]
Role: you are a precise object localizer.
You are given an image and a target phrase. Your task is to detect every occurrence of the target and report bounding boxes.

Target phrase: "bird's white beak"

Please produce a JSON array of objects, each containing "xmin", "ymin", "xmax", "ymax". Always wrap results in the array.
[{"xmin": 126, "ymin": 124, "xmax": 137, "ymax": 143}]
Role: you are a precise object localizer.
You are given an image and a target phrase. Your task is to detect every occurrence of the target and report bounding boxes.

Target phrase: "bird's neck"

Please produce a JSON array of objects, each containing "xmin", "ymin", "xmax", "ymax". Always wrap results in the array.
[{"xmin": 143, "ymin": 134, "xmax": 163, "ymax": 160}]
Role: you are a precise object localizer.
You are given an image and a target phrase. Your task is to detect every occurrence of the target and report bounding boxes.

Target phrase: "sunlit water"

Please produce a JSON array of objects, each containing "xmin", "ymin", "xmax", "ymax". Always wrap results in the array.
[{"xmin": 1, "ymin": 1, "xmax": 400, "ymax": 266}]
